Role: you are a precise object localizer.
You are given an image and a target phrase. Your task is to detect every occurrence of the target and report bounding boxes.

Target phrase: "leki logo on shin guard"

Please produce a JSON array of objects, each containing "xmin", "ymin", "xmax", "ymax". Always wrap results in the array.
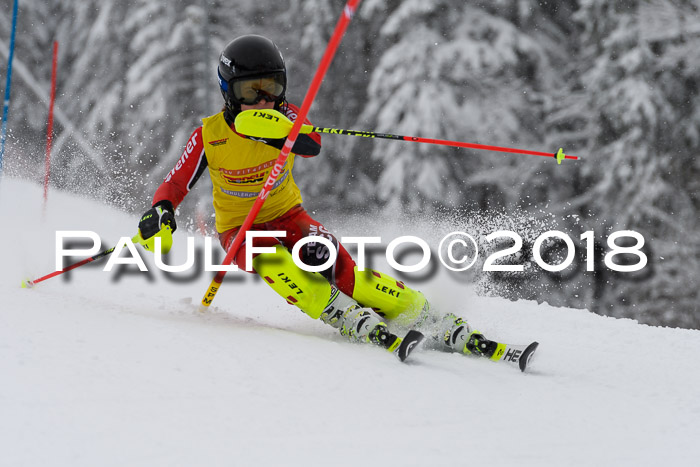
[
  {"xmin": 375, "ymin": 284, "xmax": 400, "ymax": 298},
  {"xmin": 277, "ymin": 273, "xmax": 304, "ymax": 295}
]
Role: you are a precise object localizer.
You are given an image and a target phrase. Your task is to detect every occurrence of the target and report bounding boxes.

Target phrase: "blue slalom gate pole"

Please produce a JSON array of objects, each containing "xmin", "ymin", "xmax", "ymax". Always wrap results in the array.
[{"xmin": 0, "ymin": 0, "xmax": 20, "ymax": 177}]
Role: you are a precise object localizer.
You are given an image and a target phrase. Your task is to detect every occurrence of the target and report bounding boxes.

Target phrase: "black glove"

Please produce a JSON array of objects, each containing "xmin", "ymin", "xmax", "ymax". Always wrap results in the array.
[
  {"xmin": 250, "ymin": 135, "xmax": 321, "ymax": 156},
  {"xmin": 138, "ymin": 202, "xmax": 176, "ymax": 240}
]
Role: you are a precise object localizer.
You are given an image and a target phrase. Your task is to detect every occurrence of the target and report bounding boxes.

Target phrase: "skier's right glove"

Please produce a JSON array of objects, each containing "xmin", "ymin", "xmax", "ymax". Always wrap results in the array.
[{"xmin": 137, "ymin": 202, "xmax": 176, "ymax": 253}]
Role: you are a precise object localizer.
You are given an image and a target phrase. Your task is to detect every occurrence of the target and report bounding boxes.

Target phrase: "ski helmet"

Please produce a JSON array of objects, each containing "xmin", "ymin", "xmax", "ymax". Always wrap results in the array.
[{"xmin": 217, "ymin": 35, "xmax": 287, "ymax": 110}]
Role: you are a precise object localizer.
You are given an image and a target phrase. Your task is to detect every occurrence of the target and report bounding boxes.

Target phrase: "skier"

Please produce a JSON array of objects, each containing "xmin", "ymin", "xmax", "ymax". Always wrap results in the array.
[{"xmin": 137, "ymin": 34, "xmax": 497, "ymax": 359}]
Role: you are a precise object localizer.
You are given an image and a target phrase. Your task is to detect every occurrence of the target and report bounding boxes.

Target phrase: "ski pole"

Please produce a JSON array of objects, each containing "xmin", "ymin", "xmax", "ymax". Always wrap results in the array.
[
  {"xmin": 23, "ymin": 233, "xmax": 143, "ymax": 288},
  {"xmin": 236, "ymin": 109, "xmax": 582, "ymax": 164},
  {"xmin": 199, "ymin": 0, "xmax": 363, "ymax": 311}
]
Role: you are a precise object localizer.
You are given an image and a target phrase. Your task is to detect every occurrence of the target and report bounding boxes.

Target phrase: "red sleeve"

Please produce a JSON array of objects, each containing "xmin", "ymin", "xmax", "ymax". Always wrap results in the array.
[
  {"xmin": 152, "ymin": 127, "xmax": 207, "ymax": 210},
  {"xmin": 282, "ymin": 103, "xmax": 322, "ymax": 157}
]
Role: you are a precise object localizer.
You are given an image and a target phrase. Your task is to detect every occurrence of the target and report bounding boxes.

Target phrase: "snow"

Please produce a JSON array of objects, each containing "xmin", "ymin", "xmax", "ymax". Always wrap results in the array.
[{"xmin": 2, "ymin": 177, "xmax": 700, "ymax": 466}]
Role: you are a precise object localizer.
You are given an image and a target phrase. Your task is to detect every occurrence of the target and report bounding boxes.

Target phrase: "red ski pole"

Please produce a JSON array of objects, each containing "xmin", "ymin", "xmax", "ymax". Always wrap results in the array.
[
  {"xmin": 23, "ymin": 233, "xmax": 143, "ymax": 288},
  {"xmin": 310, "ymin": 128, "xmax": 580, "ymax": 163},
  {"xmin": 199, "ymin": 0, "xmax": 363, "ymax": 310},
  {"xmin": 236, "ymin": 110, "xmax": 582, "ymax": 163},
  {"xmin": 23, "ymin": 244, "xmax": 118, "ymax": 288}
]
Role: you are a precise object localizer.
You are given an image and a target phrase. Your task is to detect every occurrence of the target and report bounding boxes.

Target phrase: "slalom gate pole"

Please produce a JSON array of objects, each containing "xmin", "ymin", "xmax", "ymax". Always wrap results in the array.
[
  {"xmin": 23, "ymin": 234, "xmax": 140, "ymax": 288},
  {"xmin": 0, "ymin": 0, "xmax": 20, "ymax": 177},
  {"xmin": 43, "ymin": 41, "xmax": 59, "ymax": 207},
  {"xmin": 199, "ymin": 0, "xmax": 363, "ymax": 310}
]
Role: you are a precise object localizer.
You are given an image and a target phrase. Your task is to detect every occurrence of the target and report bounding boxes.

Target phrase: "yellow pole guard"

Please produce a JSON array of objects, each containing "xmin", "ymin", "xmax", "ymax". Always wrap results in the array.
[{"xmin": 199, "ymin": 280, "xmax": 221, "ymax": 311}]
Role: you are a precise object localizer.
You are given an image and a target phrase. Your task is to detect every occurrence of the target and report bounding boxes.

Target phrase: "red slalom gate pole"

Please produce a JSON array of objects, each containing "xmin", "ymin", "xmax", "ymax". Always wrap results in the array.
[
  {"xmin": 43, "ymin": 41, "xmax": 58, "ymax": 207},
  {"xmin": 199, "ymin": 0, "xmax": 363, "ymax": 310}
]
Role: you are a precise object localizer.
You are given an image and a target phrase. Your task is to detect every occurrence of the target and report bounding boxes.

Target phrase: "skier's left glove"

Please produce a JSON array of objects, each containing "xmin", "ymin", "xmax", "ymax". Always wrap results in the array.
[{"xmin": 137, "ymin": 202, "xmax": 176, "ymax": 253}]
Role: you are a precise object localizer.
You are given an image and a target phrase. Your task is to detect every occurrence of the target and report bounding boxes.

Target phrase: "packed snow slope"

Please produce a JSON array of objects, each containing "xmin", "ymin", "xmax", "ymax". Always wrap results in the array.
[{"xmin": 1, "ymin": 177, "xmax": 699, "ymax": 467}]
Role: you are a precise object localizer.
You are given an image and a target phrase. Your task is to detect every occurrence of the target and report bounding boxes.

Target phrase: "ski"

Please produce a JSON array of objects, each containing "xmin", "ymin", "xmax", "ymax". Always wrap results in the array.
[
  {"xmin": 488, "ymin": 341, "xmax": 539, "ymax": 372},
  {"xmin": 390, "ymin": 329, "xmax": 425, "ymax": 362}
]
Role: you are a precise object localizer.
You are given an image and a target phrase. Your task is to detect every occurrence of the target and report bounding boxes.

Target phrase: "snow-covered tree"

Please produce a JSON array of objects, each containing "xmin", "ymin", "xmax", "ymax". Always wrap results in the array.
[
  {"xmin": 540, "ymin": 0, "xmax": 700, "ymax": 326},
  {"xmin": 339, "ymin": 0, "xmax": 565, "ymax": 214}
]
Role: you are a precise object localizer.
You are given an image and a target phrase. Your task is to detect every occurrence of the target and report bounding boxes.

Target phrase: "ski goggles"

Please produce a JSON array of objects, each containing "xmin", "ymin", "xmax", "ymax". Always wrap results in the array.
[{"xmin": 220, "ymin": 72, "xmax": 286, "ymax": 106}]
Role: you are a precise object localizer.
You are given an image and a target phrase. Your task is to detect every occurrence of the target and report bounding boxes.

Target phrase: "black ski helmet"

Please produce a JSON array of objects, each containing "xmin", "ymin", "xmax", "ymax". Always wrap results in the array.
[{"xmin": 217, "ymin": 35, "xmax": 287, "ymax": 111}]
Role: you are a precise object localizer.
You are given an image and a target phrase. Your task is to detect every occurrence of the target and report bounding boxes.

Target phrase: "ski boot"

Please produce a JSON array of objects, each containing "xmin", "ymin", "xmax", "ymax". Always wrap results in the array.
[
  {"xmin": 440, "ymin": 313, "xmax": 498, "ymax": 358},
  {"xmin": 320, "ymin": 287, "xmax": 402, "ymax": 352}
]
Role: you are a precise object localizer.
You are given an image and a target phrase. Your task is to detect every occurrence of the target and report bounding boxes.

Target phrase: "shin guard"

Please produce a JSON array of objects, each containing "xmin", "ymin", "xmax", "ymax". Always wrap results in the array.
[
  {"xmin": 252, "ymin": 244, "xmax": 332, "ymax": 319},
  {"xmin": 351, "ymin": 268, "xmax": 429, "ymax": 327}
]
